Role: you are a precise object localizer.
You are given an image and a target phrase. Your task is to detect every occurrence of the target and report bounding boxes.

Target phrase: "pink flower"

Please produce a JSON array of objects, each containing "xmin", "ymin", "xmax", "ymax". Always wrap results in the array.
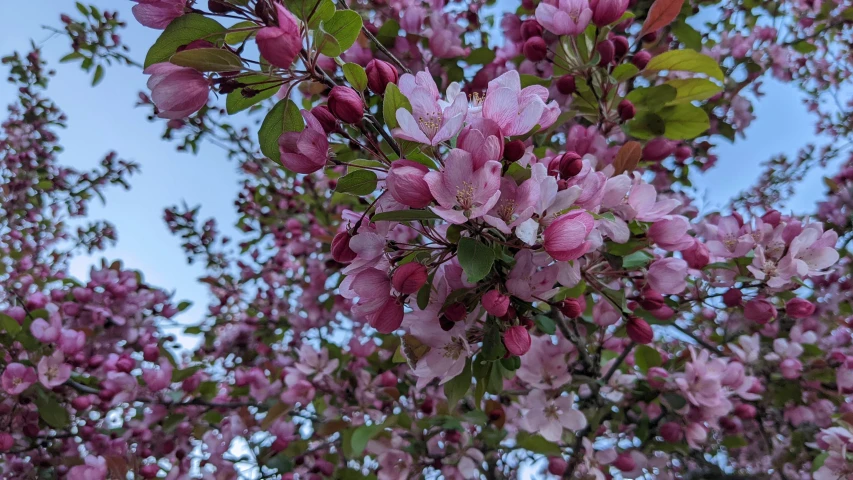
[
  {"xmin": 519, "ymin": 389, "xmax": 587, "ymax": 442},
  {"xmin": 142, "ymin": 358, "xmax": 174, "ymax": 392},
  {"xmin": 1, "ymin": 363, "xmax": 37, "ymax": 395},
  {"xmin": 781, "ymin": 225, "xmax": 839, "ymax": 277},
  {"xmin": 256, "ymin": 3, "xmax": 301, "ymax": 69},
  {"xmin": 620, "ymin": 183, "xmax": 679, "ymax": 222},
  {"xmin": 457, "ymin": 118, "xmax": 504, "ymax": 169},
  {"xmin": 426, "ymin": 13, "xmax": 469, "ymax": 58},
  {"xmin": 647, "ymin": 257, "xmax": 688, "ymax": 294},
  {"xmin": 132, "ymin": 0, "xmax": 185, "ymax": 29},
  {"xmin": 543, "ymin": 210, "xmax": 594, "ymax": 261},
  {"xmin": 483, "ymin": 176, "xmax": 540, "ymax": 234},
  {"xmin": 481, "ymin": 289, "xmax": 510, "ymax": 317},
  {"xmin": 504, "ymin": 326, "xmax": 532, "ymax": 355},
  {"xmin": 59, "ymin": 328, "xmax": 86, "ymax": 354},
  {"xmin": 37, "ymin": 351, "xmax": 72, "ymax": 388},
  {"xmin": 649, "ymin": 216, "xmax": 695, "ymax": 251},
  {"xmin": 705, "ymin": 216, "xmax": 754, "ymax": 258},
  {"xmin": 143, "ymin": 63, "xmax": 209, "ymax": 119},
  {"xmin": 744, "ymin": 298, "xmax": 777, "ymax": 324},
  {"xmin": 785, "ymin": 298, "xmax": 815, "ymax": 318},
  {"xmin": 535, "ymin": 0, "xmax": 593, "ymax": 36},
  {"xmin": 394, "ymin": 72, "xmax": 468, "ymax": 146},
  {"xmin": 392, "ymin": 263, "xmax": 428, "ymax": 294},
  {"xmin": 483, "ymin": 71, "xmax": 559, "ymax": 136},
  {"xmin": 590, "ymin": 0, "xmax": 629, "ymax": 26},
  {"xmin": 386, "ymin": 160, "xmax": 433, "ymax": 208},
  {"xmin": 31, "ymin": 313, "xmax": 62, "ymax": 343},
  {"xmin": 424, "ymin": 149, "xmax": 502, "ymax": 224},
  {"xmin": 102, "ymin": 371, "xmax": 139, "ymax": 406},
  {"xmin": 507, "ymin": 250, "xmax": 561, "ymax": 301},
  {"xmin": 682, "ymin": 240, "xmax": 710, "ymax": 269},
  {"xmin": 369, "ymin": 296, "xmax": 405, "ymax": 333},
  {"xmin": 278, "ymin": 110, "xmax": 330, "ymax": 174}
]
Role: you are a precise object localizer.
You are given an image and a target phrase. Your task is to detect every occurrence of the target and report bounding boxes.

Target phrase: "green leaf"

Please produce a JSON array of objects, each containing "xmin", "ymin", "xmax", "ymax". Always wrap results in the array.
[
  {"xmin": 170, "ymin": 48, "xmax": 243, "ymax": 72},
  {"xmin": 812, "ymin": 452, "xmax": 829, "ymax": 472},
  {"xmin": 624, "ymin": 112, "xmax": 665, "ymax": 140},
  {"xmin": 467, "ymin": 46, "xmax": 496, "ymax": 65},
  {"xmin": 481, "ymin": 321, "xmax": 506, "ymax": 361},
  {"xmin": 226, "ymin": 75, "xmax": 279, "ymax": 114},
  {"xmin": 533, "ymin": 315, "xmax": 556, "ymax": 335},
  {"xmin": 371, "ymin": 209, "xmax": 440, "ymax": 222},
  {"xmin": 662, "ymin": 392, "xmax": 687, "ymax": 410},
  {"xmin": 336, "ymin": 170, "xmax": 378, "ymax": 195},
  {"xmin": 670, "ymin": 21, "xmax": 702, "ymax": 50},
  {"xmin": 144, "ymin": 14, "xmax": 225, "ymax": 68},
  {"xmin": 625, "ymin": 85, "xmax": 677, "ymax": 109},
  {"xmin": 515, "ymin": 432, "xmax": 562, "ymax": 455},
  {"xmin": 34, "ymin": 389, "xmax": 70, "ymax": 429},
  {"xmin": 91, "ymin": 65, "xmax": 104, "ymax": 86},
  {"xmin": 444, "ymin": 359, "xmax": 472, "ymax": 407},
  {"xmin": 319, "ymin": 10, "xmax": 363, "ymax": 57},
  {"xmin": 259, "ymin": 99, "xmax": 302, "ymax": 163},
  {"xmin": 350, "ymin": 425, "xmax": 382, "ymax": 456},
  {"xmin": 0, "ymin": 314, "xmax": 21, "ymax": 337},
  {"xmin": 634, "ymin": 344, "xmax": 662, "ymax": 373},
  {"xmin": 722, "ymin": 435, "xmax": 748, "ymax": 449},
  {"xmin": 658, "ymin": 104, "xmax": 710, "ymax": 140},
  {"xmin": 343, "ymin": 62, "xmax": 368, "ymax": 91},
  {"xmin": 645, "ymin": 49, "xmax": 724, "ymax": 81},
  {"xmin": 382, "ymin": 83, "xmax": 412, "ymax": 130},
  {"xmin": 416, "ymin": 282, "xmax": 432, "ymax": 310},
  {"xmin": 520, "ymin": 74, "xmax": 550, "ymax": 88},
  {"xmin": 612, "ymin": 63, "xmax": 639, "ymax": 81},
  {"xmin": 376, "ymin": 19, "xmax": 400, "ymax": 45},
  {"xmin": 792, "ymin": 41, "xmax": 817, "ymax": 54},
  {"xmin": 224, "ymin": 21, "xmax": 258, "ymax": 45},
  {"xmin": 285, "ymin": 0, "xmax": 335, "ymax": 28},
  {"xmin": 664, "ymin": 78, "xmax": 722, "ymax": 104},
  {"xmin": 622, "ymin": 251, "xmax": 653, "ymax": 269},
  {"xmin": 457, "ymin": 238, "xmax": 495, "ymax": 283}
]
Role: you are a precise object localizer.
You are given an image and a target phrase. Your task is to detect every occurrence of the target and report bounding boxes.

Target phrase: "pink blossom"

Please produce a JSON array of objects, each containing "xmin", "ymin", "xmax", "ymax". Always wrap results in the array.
[
  {"xmin": 394, "ymin": 71, "xmax": 467, "ymax": 146},
  {"xmin": 507, "ymin": 250, "xmax": 560, "ymax": 301},
  {"xmin": 31, "ymin": 312, "xmax": 62, "ymax": 343},
  {"xmin": 705, "ymin": 216, "xmax": 755, "ymax": 258},
  {"xmin": 37, "ymin": 351, "xmax": 72, "ymax": 388},
  {"xmin": 482, "ymin": 71, "xmax": 559, "ymax": 136},
  {"xmin": 58, "ymin": 328, "xmax": 86, "ymax": 354},
  {"xmin": 647, "ymin": 257, "xmax": 688, "ymax": 294},
  {"xmin": 535, "ymin": 0, "xmax": 593, "ymax": 36},
  {"xmin": 102, "ymin": 371, "xmax": 139, "ymax": 406},
  {"xmin": 649, "ymin": 216, "xmax": 695, "ymax": 251},
  {"xmin": 543, "ymin": 210, "xmax": 595, "ymax": 261},
  {"xmin": 132, "ymin": 0, "xmax": 185, "ymax": 29},
  {"xmin": 67, "ymin": 455, "xmax": 108, "ymax": 480},
  {"xmin": 386, "ymin": 160, "xmax": 434, "ymax": 208},
  {"xmin": 781, "ymin": 225, "xmax": 839, "ymax": 277},
  {"xmin": 620, "ymin": 183, "xmax": 679, "ymax": 222},
  {"xmin": 426, "ymin": 13, "xmax": 469, "ymax": 58},
  {"xmin": 424, "ymin": 149, "xmax": 502, "ymax": 224},
  {"xmin": 519, "ymin": 389, "xmax": 587, "ymax": 442},
  {"xmin": 143, "ymin": 63, "xmax": 209, "ymax": 119},
  {"xmin": 142, "ymin": 358, "xmax": 174, "ymax": 392},
  {"xmin": 1, "ymin": 363, "xmax": 37, "ymax": 395},
  {"xmin": 483, "ymin": 176, "xmax": 540, "ymax": 234},
  {"xmin": 457, "ymin": 118, "xmax": 504, "ymax": 168},
  {"xmin": 278, "ymin": 110, "xmax": 330, "ymax": 174},
  {"xmin": 481, "ymin": 289, "xmax": 510, "ymax": 317},
  {"xmin": 517, "ymin": 334, "xmax": 574, "ymax": 389},
  {"xmin": 256, "ymin": 3, "xmax": 301, "ymax": 69}
]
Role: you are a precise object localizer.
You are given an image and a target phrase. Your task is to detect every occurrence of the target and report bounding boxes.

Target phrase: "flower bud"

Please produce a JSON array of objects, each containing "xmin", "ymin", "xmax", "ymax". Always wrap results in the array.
[
  {"xmin": 386, "ymin": 160, "xmax": 434, "ymax": 208},
  {"xmin": 143, "ymin": 344, "xmax": 160, "ymax": 362},
  {"xmin": 504, "ymin": 139, "xmax": 526, "ymax": 162},
  {"xmin": 723, "ymin": 288, "xmax": 742, "ymax": 307},
  {"xmin": 733, "ymin": 403, "xmax": 756, "ymax": 419},
  {"xmin": 503, "ymin": 325, "xmax": 532, "ymax": 356},
  {"xmin": 638, "ymin": 289, "xmax": 665, "ymax": 311},
  {"xmin": 370, "ymin": 297, "xmax": 404, "ymax": 333},
  {"xmin": 643, "ymin": 138, "xmax": 676, "ymax": 161},
  {"xmin": 596, "ymin": 39, "xmax": 615, "ymax": 65},
  {"xmin": 785, "ymin": 298, "xmax": 815, "ymax": 319},
  {"xmin": 617, "ymin": 99, "xmax": 635, "ymax": 121},
  {"xmin": 591, "ymin": 0, "xmax": 629, "ymax": 26},
  {"xmin": 365, "ymin": 59, "xmax": 399, "ymax": 94},
  {"xmin": 392, "ymin": 263, "xmax": 428, "ymax": 294},
  {"xmin": 0, "ymin": 433, "xmax": 12, "ymax": 452},
  {"xmin": 328, "ymin": 86, "xmax": 364, "ymax": 124},
  {"xmin": 523, "ymin": 36, "xmax": 548, "ymax": 62},
  {"xmin": 613, "ymin": 452, "xmax": 636, "ymax": 472},
  {"xmin": 443, "ymin": 302, "xmax": 468, "ymax": 323},
  {"xmin": 558, "ymin": 152, "xmax": 584, "ymax": 179},
  {"xmin": 71, "ymin": 395, "xmax": 92, "ymax": 411},
  {"xmin": 482, "ymin": 290, "xmax": 510, "ymax": 317},
  {"xmin": 632, "ymin": 50, "xmax": 651, "ymax": 69},
  {"xmin": 659, "ymin": 422, "xmax": 683, "ymax": 443},
  {"xmin": 647, "ymin": 366, "xmax": 669, "ymax": 389},
  {"xmin": 521, "ymin": 20, "xmax": 544, "ymax": 40},
  {"xmin": 256, "ymin": 4, "xmax": 301, "ymax": 69},
  {"xmin": 611, "ymin": 35, "xmax": 629, "ymax": 60},
  {"xmin": 139, "ymin": 464, "xmax": 160, "ymax": 479},
  {"xmin": 331, "ymin": 231, "xmax": 357, "ymax": 263},
  {"xmin": 780, "ymin": 358, "xmax": 803, "ymax": 379},
  {"xmin": 626, "ymin": 316, "xmax": 653, "ymax": 344},
  {"xmin": 548, "ymin": 457, "xmax": 568, "ymax": 476},
  {"xmin": 310, "ymin": 105, "xmax": 337, "ymax": 134},
  {"xmin": 674, "ymin": 145, "xmax": 692, "ymax": 163},
  {"xmin": 378, "ymin": 370, "xmax": 397, "ymax": 388},
  {"xmin": 556, "ymin": 75, "xmax": 577, "ymax": 95},
  {"xmin": 761, "ymin": 209, "xmax": 782, "ymax": 227},
  {"xmin": 744, "ymin": 298, "xmax": 777, "ymax": 324},
  {"xmin": 681, "ymin": 240, "xmax": 710, "ymax": 269},
  {"xmin": 559, "ymin": 298, "xmax": 584, "ymax": 318}
]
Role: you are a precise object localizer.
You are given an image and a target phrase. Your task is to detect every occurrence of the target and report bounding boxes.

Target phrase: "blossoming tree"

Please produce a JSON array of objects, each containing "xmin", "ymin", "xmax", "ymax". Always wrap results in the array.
[{"xmin": 2, "ymin": 0, "xmax": 853, "ymax": 478}]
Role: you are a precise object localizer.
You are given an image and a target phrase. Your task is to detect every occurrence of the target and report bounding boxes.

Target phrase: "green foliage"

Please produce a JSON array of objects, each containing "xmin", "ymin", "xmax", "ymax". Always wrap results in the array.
[
  {"xmin": 144, "ymin": 14, "xmax": 225, "ymax": 68},
  {"xmin": 259, "ymin": 99, "xmax": 303, "ymax": 163},
  {"xmin": 457, "ymin": 238, "xmax": 495, "ymax": 283}
]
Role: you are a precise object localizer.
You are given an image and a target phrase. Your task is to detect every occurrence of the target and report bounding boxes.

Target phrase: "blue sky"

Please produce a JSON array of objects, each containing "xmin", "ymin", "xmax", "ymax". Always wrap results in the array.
[{"xmin": 0, "ymin": 0, "xmax": 836, "ymax": 332}]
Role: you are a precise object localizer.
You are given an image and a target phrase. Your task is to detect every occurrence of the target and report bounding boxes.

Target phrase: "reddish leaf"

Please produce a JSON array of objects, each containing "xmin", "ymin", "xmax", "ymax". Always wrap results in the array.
[
  {"xmin": 613, "ymin": 141, "xmax": 643, "ymax": 174},
  {"xmin": 640, "ymin": 0, "xmax": 685, "ymax": 36}
]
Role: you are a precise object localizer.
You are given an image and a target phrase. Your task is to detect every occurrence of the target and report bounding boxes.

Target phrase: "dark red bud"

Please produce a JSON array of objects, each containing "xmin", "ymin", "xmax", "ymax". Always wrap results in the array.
[
  {"xmin": 611, "ymin": 36, "xmax": 629, "ymax": 60},
  {"xmin": 310, "ymin": 105, "xmax": 337, "ymax": 134},
  {"xmin": 558, "ymin": 152, "xmax": 583, "ymax": 179},
  {"xmin": 626, "ymin": 316, "xmax": 653, "ymax": 344},
  {"xmin": 632, "ymin": 51, "xmax": 652, "ymax": 69},
  {"xmin": 559, "ymin": 298, "xmax": 584, "ymax": 318},
  {"xmin": 504, "ymin": 140, "xmax": 526, "ymax": 162},
  {"xmin": 392, "ymin": 263, "xmax": 428, "ymax": 294},
  {"xmin": 331, "ymin": 231, "xmax": 357, "ymax": 263},
  {"xmin": 597, "ymin": 40, "xmax": 615, "ymax": 66},
  {"xmin": 618, "ymin": 99, "xmax": 636, "ymax": 121},
  {"xmin": 520, "ymin": 20, "xmax": 543, "ymax": 40},
  {"xmin": 328, "ymin": 86, "xmax": 364, "ymax": 124},
  {"xmin": 556, "ymin": 75, "xmax": 577, "ymax": 95},
  {"xmin": 523, "ymin": 36, "xmax": 548, "ymax": 62},
  {"xmin": 365, "ymin": 59, "xmax": 399, "ymax": 95}
]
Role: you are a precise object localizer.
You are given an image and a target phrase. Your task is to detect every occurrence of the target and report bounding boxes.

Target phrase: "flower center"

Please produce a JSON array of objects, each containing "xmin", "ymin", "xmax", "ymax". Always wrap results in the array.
[
  {"xmin": 544, "ymin": 402, "xmax": 560, "ymax": 420},
  {"xmin": 498, "ymin": 199, "xmax": 517, "ymax": 222},
  {"xmin": 470, "ymin": 92, "xmax": 485, "ymax": 107},
  {"xmin": 456, "ymin": 182, "xmax": 476, "ymax": 211},
  {"xmin": 418, "ymin": 111, "xmax": 443, "ymax": 139},
  {"xmin": 442, "ymin": 337, "xmax": 465, "ymax": 360}
]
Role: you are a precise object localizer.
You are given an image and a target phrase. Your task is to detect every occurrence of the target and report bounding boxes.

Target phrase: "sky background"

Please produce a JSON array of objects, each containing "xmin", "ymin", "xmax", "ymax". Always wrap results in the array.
[{"xmin": 0, "ymin": 0, "xmax": 840, "ymax": 333}]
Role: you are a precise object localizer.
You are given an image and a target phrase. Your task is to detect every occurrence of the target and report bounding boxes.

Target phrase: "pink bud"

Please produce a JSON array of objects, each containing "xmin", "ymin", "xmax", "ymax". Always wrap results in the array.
[
  {"xmin": 613, "ymin": 452, "xmax": 636, "ymax": 472},
  {"xmin": 617, "ymin": 99, "xmax": 635, "ymax": 121},
  {"xmin": 0, "ymin": 433, "xmax": 13, "ymax": 452},
  {"xmin": 596, "ymin": 39, "xmax": 615, "ymax": 65},
  {"xmin": 761, "ymin": 209, "xmax": 782, "ymax": 227},
  {"xmin": 331, "ymin": 232, "xmax": 357, "ymax": 263},
  {"xmin": 548, "ymin": 457, "xmax": 568, "ymax": 475},
  {"xmin": 647, "ymin": 366, "xmax": 669, "ymax": 389},
  {"xmin": 632, "ymin": 50, "xmax": 651, "ymax": 69},
  {"xmin": 626, "ymin": 316, "xmax": 653, "ymax": 344},
  {"xmin": 443, "ymin": 302, "xmax": 468, "ymax": 323},
  {"xmin": 369, "ymin": 297, "xmax": 404, "ymax": 334},
  {"xmin": 378, "ymin": 371, "xmax": 397, "ymax": 388},
  {"xmin": 543, "ymin": 210, "xmax": 595, "ymax": 261},
  {"xmin": 558, "ymin": 152, "xmax": 583, "ymax": 179},
  {"xmin": 143, "ymin": 344, "xmax": 160, "ymax": 362},
  {"xmin": 523, "ymin": 36, "xmax": 548, "ymax": 62},
  {"xmin": 310, "ymin": 105, "xmax": 337, "ymax": 134},
  {"xmin": 5, "ymin": 306, "xmax": 25, "ymax": 324},
  {"xmin": 590, "ymin": 0, "xmax": 629, "ymax": 26},
  {"xmin": 659, "ymin": 422, "xmax": 683, "ymax": 443},
  {"xmin": 71, "ymin": 395, "xmax": 92, "ymax": 410},
  {"xmin": 559, "ymin": 298, "xmax": 584, "ymax": 318},
  {"xmin": 256, "ymin": 4, "xmax": 301, "ymax": 69},
  {"xmin": 780, "ymin": 358, "xmax": 802, "ymax": 379},
  {"xmin": 556, "ymin": 75, "xmax": 577, "ymax": 95},
  {"xmin": 482, "ymin": 290, "xmax": 510, "ymax": 317},
  {"xmin": 681, "ymin": 241, "xmax": 710, "ymax": 269},
  {"xmin": 744, "ymin": 298, "xmax": 777, "ymax": 324},
  {"xmin": 365, "ymin": 59, "xmax": 399, "ymax": 94},
  {"xmin": 386, "ymin": 160, "xmax": 433, "ymax": 208},
  {"xmin": 520, "ymin": 20, "xmax": 543, "ymax": 40},
  {"xmin": 392, "ymin": 263, "xmax": 428, "ymax": 294},
  {"xmin": 503, "ymin": 326, "xmax": 531, "ymax": 356},
  {"xmin": 328, "ymin": 86, "xmax": 364, "ymax": 124},
  {"xmin": 643, "ymin": 138, "xmax": 676, "ymax": 161},
  {"xmin": 733, "ymin": 403, "xmax": 756, "ymax": 419},
  {"xmin": 723, "ymin": 289, "xmax": 743, "ymax": 307},
  {"xmin": 785, "ymin": 298, "xmax": 815, "ymax": 319},
  {"xmin": 638, "ymin": 289, "xmax": 665, "ymax": 311},
  {"xmin": 504, "ymin": 140, "xmax": 526, "ymax": 161}
]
